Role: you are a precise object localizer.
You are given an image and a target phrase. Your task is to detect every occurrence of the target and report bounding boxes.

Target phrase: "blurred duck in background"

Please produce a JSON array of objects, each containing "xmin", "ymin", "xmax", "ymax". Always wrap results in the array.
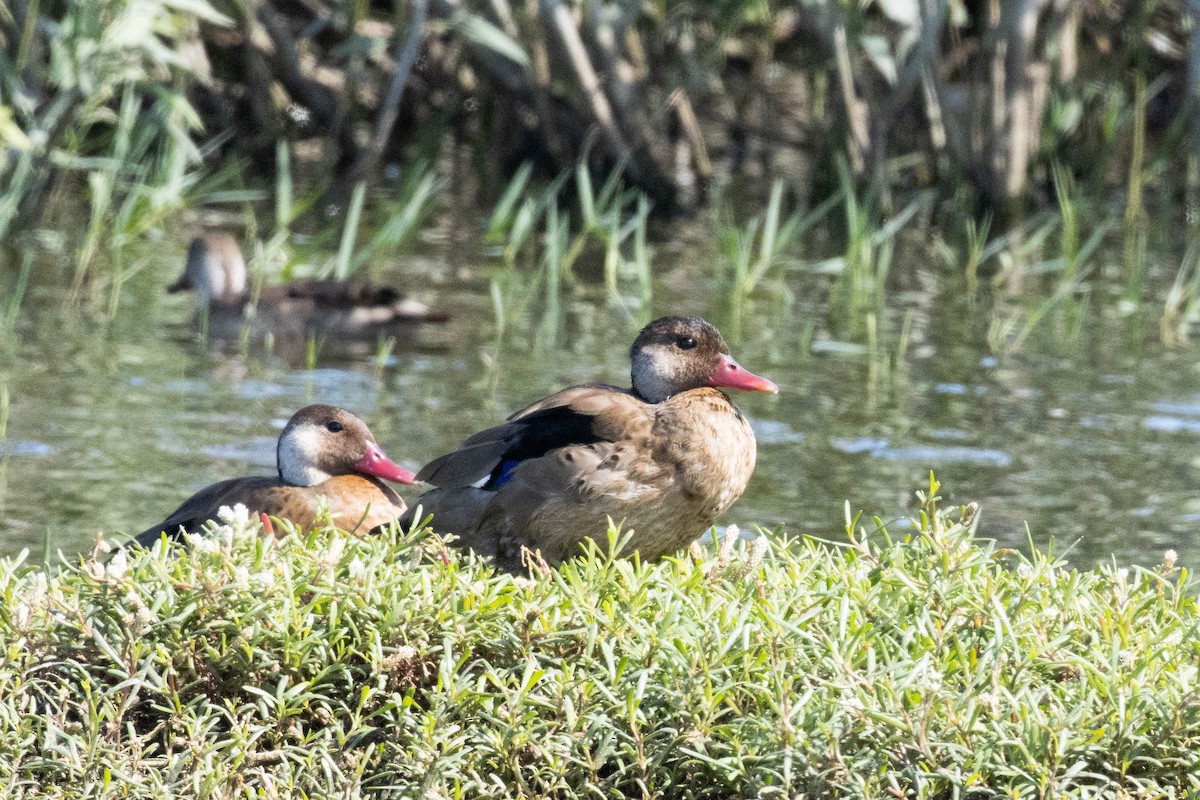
[{"xmin": 171, "ymin": 232, "xmax": 448, "ymax": 340}]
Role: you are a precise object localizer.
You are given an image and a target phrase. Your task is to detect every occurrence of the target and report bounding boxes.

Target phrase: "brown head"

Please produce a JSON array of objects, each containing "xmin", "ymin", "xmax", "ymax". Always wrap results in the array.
[
  {"xmin": 169, "ymin": 233, "xmax": 247, "ymax": 303},
  {"xmin": 276, "ymin": 404, "xmax": 416, "ymax": 487},
  {"xmin": 629, "ymin": 316, "xmax": 778, "ymax": 403}
]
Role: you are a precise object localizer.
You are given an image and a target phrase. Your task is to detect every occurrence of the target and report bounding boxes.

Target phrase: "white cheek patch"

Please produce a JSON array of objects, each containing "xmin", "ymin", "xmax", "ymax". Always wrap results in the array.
[
  {"xmin": 279, "ymin": 426, "xmax": 333, "ymax": 486},
  {"xmin": 633, "ymin": 343, "xmax": 686, "ymax": 403}
]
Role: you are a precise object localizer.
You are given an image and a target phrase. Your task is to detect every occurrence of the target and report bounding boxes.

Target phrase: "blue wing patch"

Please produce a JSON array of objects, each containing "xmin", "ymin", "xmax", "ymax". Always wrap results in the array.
[{"xmin": 490, "ymin": 459, "xmax": 520, "ymax": 489}]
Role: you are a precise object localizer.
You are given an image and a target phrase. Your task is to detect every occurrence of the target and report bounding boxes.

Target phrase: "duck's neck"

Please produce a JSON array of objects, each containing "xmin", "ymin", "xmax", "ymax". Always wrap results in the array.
[{"xmin": 630, "ymin": 370, "xmax": 674, "ymax": 404}]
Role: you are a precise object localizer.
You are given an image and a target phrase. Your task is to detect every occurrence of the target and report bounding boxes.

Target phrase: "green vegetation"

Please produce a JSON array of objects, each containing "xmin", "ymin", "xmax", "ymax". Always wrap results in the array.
[
  {"xmin": 3, "ymin": 5, "xmax": 1198, "ymax": 791},
  {"xmin": 1, "ymin": 0, "xmax": 225, "ymax": 256},
  {"xmin": 3, "ymin": 0, "xmax": 1191, "ymax": 229},
  {"xmin": 1, "ymin": 483, "xmax": 1197, "ymax": 797},
  {"xmin": 3, "ymin": 0, "xmax": 1197, "ymax": 359}
]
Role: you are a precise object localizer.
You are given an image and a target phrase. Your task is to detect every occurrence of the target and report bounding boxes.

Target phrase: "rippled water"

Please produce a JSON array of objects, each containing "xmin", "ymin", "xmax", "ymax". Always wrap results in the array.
[{"xmin": 2, "ymin": 220, "xmax": 1198, "ymax": 569}]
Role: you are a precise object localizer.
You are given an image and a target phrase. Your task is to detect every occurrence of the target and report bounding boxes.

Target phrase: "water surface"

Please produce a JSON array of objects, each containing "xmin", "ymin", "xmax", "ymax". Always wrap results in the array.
[{"xmin": 1, "ymin": 219, "xmax": 1196, "ymax": 570}]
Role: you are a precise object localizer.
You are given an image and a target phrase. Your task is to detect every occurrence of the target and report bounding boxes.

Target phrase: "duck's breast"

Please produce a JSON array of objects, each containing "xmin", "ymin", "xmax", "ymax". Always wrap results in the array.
[
  {"xmin": 296, "ymin": 475, "xmax": 408, "ymax": 534},
  {"xmin": 211, "ymin": 475, "xmax": 406, "ymax": 536},
  {"xmin": 652, "ymin": 387, "xmax": 757, "ymax": 520}
]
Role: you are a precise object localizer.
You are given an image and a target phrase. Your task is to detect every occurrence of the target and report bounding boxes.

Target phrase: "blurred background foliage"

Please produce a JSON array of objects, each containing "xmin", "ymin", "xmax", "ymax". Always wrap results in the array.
[{"xmin": 1, "ymin": 0, "xmax": 1193, "ymax": 241}]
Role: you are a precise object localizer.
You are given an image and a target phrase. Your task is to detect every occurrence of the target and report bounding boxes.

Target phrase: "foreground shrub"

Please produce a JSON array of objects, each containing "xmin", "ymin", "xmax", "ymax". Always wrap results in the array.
[{"xmin": 0, "ymin": 486, "xmax": 1197, "ymax": 798}]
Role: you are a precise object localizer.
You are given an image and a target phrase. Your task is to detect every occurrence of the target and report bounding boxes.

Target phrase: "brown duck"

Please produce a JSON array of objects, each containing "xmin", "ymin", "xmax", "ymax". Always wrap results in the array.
[
  {"xmin": 130, "ymin": 405, "xmax": 415, "ymax": 547},
  {"xmin": 171, "ymin": 232, "xmax": 447, "ymax": 337},
  {"xmin": 405, "ymin": 316, "xmax": 778, "ymax": 569}
]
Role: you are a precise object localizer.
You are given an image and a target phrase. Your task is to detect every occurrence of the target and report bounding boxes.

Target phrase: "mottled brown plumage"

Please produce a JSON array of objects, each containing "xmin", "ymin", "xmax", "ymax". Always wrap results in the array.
[
  {"xmin": 130, "ymin": 405, "xmax": 415, "ymax": 547},
  {"xmin": 172, "ymin": 233, "xmax": 448, "ymax": 337},
  {"xmin": 406, "ymin": 316, "xmax": 777, "ymax": 569}
]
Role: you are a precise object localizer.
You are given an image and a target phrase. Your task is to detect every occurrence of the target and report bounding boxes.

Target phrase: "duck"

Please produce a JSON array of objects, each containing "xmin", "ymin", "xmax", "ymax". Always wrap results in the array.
[
  {"xmin": 404, "ymin": 316, "xmax": 778, "ymax": 570},
  {"xmin": 130, "ymin": 404, "xmax": 416, "ymax": 547},
  {"xmin": 171, "ymin": 232, "xmax": 448, "ymax": 338}
]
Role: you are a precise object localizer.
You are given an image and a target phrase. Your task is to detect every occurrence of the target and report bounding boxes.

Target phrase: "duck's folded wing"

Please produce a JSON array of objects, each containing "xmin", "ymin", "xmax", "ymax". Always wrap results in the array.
[
  {"xmin": 128, "ymin": 476, "xmax": 280, "ymax": 548},
  {"xmin": 416, "ymin": 384, "xmax": 644, "ymax": 489},
  {"xmin": 285, "ymin": 280, "xmax": 401, "ymax": 308},
  {"xmin": 282, "ymin": 280, "xmax": 449, "ymax": 322}
]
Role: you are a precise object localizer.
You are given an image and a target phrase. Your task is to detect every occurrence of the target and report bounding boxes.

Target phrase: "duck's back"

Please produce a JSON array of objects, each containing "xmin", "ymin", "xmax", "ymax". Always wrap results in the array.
[{"xmin": 132, "ymin": 476, "xmax": 281, "ymax": 547}]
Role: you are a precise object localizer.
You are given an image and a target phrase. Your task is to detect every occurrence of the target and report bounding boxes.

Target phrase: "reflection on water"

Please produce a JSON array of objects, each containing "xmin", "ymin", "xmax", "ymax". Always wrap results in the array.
[{"xmin": 1, "ymin": 226, "xmax": 1199, "ymax": 570}]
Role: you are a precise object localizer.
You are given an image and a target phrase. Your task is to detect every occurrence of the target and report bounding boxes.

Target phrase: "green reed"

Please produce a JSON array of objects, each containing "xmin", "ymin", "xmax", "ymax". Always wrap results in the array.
[
  {"xmin": 486, "ymin": 167, "xmax": 570, "ymax": 263},
  {"xmin": 276, "ymin": 140, "xmax": 293, "ymax": 231},
  {"xmin": 538, "ymin": 201, "xmax": 567, "ymax": 347},
  {"xmin": 603, "ymin": 194, "xmax": 653, "ymax": 313},
  {"xmin": 305, "ymin": 333, "xmax": 322, "ymax": 371},
  {"xmin": 963, "ymin": 213, "xmax": 992, "ymax": 292},
  {"xmin": 485, "ymin": 160, "xmax": 654, "ymax": 327},
  {"xmin": 316, "ymin": 161, "xmax": 446, "ymax": 280},
  {"xmin": 712, "ymin": 179, "xmax": 844, "ymax": 334},
  {"xmin": 715, "ymin": 180, "xmax": 798, "ymax": 301},
  {"xmin": 105, "ymin": 250, "xmax": 149, "ymax": 320},
  {"xmin": 2, "ymin": 252, "xmax": 32, "ymax": 335},
  {"xmin": 0, "ymin": 152, "xmax": 33, "ymax": 239},
  {"xmin": 333, "ymin": 183, "xmax": 368, "ymax": 281},
  {"xmin": 486, "ymin": 162, "xmax": 535, "ymax": 245},
  {"xmin": 1123, "ymin": 72, "xmax": 1150, "ymax": 306},
  {"xmin": 73, "ymin": 89, "xmax": 139, "ymax": 295},
  {"xmin": 987, "ymin": 222, "xmax": 1108, "ymax": 355},
  {"xmin": 4, "ymin": 0, "xmax": 223, "ymax": 246},
  {"xmin": 365, "ymin": 167, "xmax": 442, "ymax": 258},
  {"xmin": 1052, "ymin": 165, "xmax": 1081, "ymax": 285},
  {"xmin": 1161, "ymin": 235, "xmax": 1200, "ymax": 345},
  {"xmin": 489, "ymin": 278, "xmax": 507, "ymax": 338},
  {"xmin": 373, "ymin": 336, "xmax": 396, "ymax": 380},
  {"xmin": 824, "ymin": 161, "xmax": 924, "ymax": 337}
]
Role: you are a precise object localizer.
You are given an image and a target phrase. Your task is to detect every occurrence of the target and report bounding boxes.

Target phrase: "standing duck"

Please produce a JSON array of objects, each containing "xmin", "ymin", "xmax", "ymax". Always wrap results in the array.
[
  {"xmin": 406, "ymin": 316, "xmax": 778, "ymax": 569},
  {"xmin": 130, "ymin": 404, "xmax": 415, "ymax": 547},
  {"xmin": 171, "ymin": 232, "xmax": 447, "ymax": 337}
]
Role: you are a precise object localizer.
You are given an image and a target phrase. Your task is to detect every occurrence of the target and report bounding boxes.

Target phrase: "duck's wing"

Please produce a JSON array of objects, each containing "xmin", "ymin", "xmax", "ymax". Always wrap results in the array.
[
  {"xmin": 284, "ymin": 280, "xmax": 401, "ymax": 308},
  {"xmin": 128, "ymin": 476, "xmax": 281, "ymax": 548},
  {"xmin": 416, "ymin": 384, "xmax": 646, "ymax": 489},
  {"xmin": 401, "ymin": 486, "xmax": 499, "ymax": 555}
]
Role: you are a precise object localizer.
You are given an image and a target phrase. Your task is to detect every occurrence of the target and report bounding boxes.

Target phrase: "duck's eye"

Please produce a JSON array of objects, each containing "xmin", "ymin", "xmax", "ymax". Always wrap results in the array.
[
  {"xmin": 325, "ymin": 421, "xmax": 344, "ymax": 433},
  {"xmin": 676, "ymin": 336, "xmax": 697, "ymax": 350}
]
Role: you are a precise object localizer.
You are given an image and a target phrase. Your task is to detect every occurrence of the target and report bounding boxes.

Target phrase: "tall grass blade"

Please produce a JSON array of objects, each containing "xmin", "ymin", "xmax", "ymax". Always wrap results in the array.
[
  {"xmin": 275, "ymin": 140, "xmax": 292, "ymax": 230},
  {"xmin": 486, "ymin": 162, "xmax": 534, "ymax": 243},
  {"xmin": 334, "ymin": 182, "xmax": 368, "ymax": 280},
  {"xmin": 3, "ymin": 252, "xmax": 32, "ymax": 333}
]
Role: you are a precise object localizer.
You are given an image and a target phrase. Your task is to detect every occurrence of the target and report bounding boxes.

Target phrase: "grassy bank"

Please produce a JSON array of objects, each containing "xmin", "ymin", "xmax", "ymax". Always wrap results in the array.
[{"xmin": 1, "ymin": 485, "xmax": 1197, "ymax": 797}]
